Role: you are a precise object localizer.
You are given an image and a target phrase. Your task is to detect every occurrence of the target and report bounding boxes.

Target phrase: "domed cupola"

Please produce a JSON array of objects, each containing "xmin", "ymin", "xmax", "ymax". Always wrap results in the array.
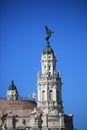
[
  {"xmin": 8, "ymin": 80, "xmax": 18, "ymax": 91},
  {"xmin": 7, "ymin": 80, "xmax": 18, "ymax": 100},
  {"xmin": 43, "ymin": 42, "xmax": 54, "ymax": 56},
  {"xmin": 41, "ymin": 42, "xmax": 56, "ymax": 76}
]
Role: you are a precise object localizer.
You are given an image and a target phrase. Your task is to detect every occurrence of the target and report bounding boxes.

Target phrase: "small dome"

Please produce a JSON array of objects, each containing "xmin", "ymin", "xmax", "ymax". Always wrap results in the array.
[
  {"xmin": 43, "ymin": 43, "xmax": 54, "ymax": 55},
  {"xmin": 8, "ymin": 80, "xmax": 18, "ymax": 92}
]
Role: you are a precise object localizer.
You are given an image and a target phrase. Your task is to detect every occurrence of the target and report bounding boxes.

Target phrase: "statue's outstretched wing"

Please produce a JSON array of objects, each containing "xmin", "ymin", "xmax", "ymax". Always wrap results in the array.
[{"xmin": 45, "ymin": 26, "xmax": 50, "ymax": 35}]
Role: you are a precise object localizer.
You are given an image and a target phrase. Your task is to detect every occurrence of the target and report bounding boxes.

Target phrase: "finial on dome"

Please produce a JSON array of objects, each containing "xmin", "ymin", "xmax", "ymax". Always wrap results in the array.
[
  {"xmin": 45, "ymin": 26, "xmax": 54, "ymax": 43},
  {"xmin": 11, "ymin": 80, "xmax": 14, "ymax": 84}
]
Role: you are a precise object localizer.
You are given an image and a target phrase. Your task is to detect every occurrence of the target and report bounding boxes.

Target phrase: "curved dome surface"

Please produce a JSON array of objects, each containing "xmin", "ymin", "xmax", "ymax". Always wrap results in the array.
[
  {"xmin": 0, "ymin": 100, "xmax": 37, "ymax": 117},
  {"xmin": 43, "ymin": 43, "xmax": 54, "ymax": 55},
  {"xmin": 8, "ymin": 80, "xmax": 18, "ymax": 92}
]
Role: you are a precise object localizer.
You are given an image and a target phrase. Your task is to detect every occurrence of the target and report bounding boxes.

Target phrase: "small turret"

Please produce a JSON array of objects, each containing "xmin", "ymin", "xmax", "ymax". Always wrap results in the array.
[
  {"xmin": 7, "ymin": 80, "xmax": 18, "ymax": 100},
  {"xmin": 32, "ymin": 91, "xmax": 36, "ymax": 101}
]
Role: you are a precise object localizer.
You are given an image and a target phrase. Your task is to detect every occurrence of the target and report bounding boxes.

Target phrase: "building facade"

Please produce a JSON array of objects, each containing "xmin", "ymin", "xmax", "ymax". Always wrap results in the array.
[{"xmin": 0, "ymin": 28, "xmax": 76, "ymax": 130}]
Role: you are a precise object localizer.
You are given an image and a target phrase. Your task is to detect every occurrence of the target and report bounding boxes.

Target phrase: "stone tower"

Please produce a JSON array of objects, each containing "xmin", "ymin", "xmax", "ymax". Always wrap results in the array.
[
  {"xmin": 36, "ymin": 26, "xmax": 75, "ymax": 130},
  {"xmin": 37, "ymin": 42, "xmax": 63, "ymax": 114},
  {"xmin": 7, "ymin": 80, "xmax": 18, "ymax": 100}
]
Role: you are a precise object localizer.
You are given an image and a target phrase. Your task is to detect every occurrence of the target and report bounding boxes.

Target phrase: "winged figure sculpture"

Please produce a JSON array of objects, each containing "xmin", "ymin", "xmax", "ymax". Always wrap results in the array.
[{"xmin": 45, "ymin": 26, "xmax": 54, "ymax": 41}]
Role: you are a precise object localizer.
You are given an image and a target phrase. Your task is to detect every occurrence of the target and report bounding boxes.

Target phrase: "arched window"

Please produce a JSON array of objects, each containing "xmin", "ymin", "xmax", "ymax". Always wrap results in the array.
[
  {"xmin": 49, "ymin": 90, "xmax": 53, "ymax": 101},
  {"xmin": 42, "ymin": 90, "xmax": 45, "ymax": 101},
  {"xmin": 44, "ymin": 66, "xmax": 46, "ymax": 70}
]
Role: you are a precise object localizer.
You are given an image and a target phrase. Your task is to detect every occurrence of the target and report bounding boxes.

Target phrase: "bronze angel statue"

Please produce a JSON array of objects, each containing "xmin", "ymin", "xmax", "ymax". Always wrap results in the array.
[{"xmin": 45, "ymin": 26, "xmax": 54, "ymax": 41}]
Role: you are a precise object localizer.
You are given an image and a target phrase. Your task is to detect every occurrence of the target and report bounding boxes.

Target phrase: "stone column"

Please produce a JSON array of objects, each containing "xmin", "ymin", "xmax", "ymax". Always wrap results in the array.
[
  {"xmin": 0, "ymin": 116, "xmax": 2, "ymax": 126},
  {"xmin": 59, "ymin": 113, "xmax": 65, "ymax": 128},
  {"xmin": 42, "ymin": 114, "xmax": 48, "ymax": 129},
  {"xmin": 7, "ymin": 112, "xmax": 13, "ymax": 129}
]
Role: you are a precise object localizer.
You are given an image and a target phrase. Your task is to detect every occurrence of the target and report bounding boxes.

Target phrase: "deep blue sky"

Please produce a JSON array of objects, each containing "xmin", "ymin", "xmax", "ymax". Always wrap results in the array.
[{"xmin": 0, "ymin": 0, "xmax": 87, "ymax": 129}]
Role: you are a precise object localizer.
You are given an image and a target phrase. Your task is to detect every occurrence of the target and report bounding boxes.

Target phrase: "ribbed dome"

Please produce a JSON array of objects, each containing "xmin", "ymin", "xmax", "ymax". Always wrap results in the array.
[
  {"xmin": 43, "ymin": 43, "xmax": 54, "ymax": 55},
  {"xmin": 8, "ymin": 80, "xmax": 18, "ymax": 92}
]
